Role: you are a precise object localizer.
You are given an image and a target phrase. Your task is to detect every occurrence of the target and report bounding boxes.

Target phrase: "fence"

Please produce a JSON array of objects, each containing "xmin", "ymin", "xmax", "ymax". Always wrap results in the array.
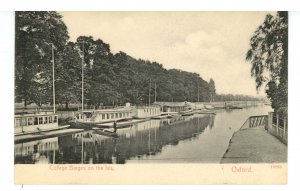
[
  {"xmin": 240, "ymin": 113, "xmax": 287, "ymax": 144},
  {"xmin": 240, "ymin": 115, "xmax": 268, "ymax": 130},
  {"xmin": 268, "ymin": 112, "xmax": 287, "ymax": 144}
]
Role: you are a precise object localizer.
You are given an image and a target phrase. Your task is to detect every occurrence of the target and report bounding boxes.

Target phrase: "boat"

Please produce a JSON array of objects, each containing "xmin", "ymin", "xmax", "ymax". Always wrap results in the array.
[
  {"xmin": 194, "ymin": 109, "xmax": 216, "ymax": 115},
  {"xmin": 204, "ymin": 104, "xmax": 215, "ymax": 110},
  {"xmin": 96, "ymin": 118, "xmax": 149, "ymax": 128},
  {"xmin": 70, "ymin": 107, "xmax": 133, "ymax": 129},
  {"xmin": 225, "ymin": 106, "xmax": 243, "ymax": 110},
  {"xmin": 162, "ymin": 112, "xmax": 176, "ymax": 118},
  {"xmin": 161, "ymin": 112, "xmax": 179, "ymax": 117},
  {"xmin": 151, "ymin": 115, "xmax": 167, "ymax": 119},
  {"xmin": 179, "ymin": 110, "xmax": 194, "ymax": 116},
  {"xmin": 14, "ymin": 112, "xmax": 70, "ymax": 135},
  {"xmin": 92, "ymin": 128, "xmax": 119, "ymax": 138}
]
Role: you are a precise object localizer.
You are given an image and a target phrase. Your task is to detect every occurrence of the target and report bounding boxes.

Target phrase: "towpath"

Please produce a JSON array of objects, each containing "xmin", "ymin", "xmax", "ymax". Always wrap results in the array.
[{"xmin": 221, "ymin": 126, "xmax": 287, "ymax": 163}]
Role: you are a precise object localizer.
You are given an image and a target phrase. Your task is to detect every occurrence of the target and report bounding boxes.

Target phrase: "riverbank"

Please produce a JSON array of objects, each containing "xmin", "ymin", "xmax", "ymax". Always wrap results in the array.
[{"xmin": 221, "ymin": 126, "xmax": 287, "ymax": 163}]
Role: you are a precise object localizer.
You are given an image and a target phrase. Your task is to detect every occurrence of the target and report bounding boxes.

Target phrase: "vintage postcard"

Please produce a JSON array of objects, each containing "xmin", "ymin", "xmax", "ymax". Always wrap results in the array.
[{"xmin": 14, "ymin": 11, "xmax": 287, "ymax": 184}]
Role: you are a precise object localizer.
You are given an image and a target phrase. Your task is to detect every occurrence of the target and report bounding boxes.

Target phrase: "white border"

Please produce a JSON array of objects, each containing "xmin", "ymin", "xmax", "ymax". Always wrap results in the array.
[
  {"xmin": 0, "ymin": 0, "xmax": 300, "ymax": 11},
  {"xmin": 1, "ymin": 5, "xmax": 300, "ymax": 191},
  {"xmin": 0, "ymin": 11, "xmax": 15, "ymax": 191},
  {"xmin": 287, "ymin": 10, "xmax": 300, "ymax": 190}
]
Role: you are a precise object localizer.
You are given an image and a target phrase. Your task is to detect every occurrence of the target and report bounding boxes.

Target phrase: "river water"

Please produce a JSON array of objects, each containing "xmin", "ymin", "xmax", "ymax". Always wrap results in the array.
[{"xmin": 14, "ymin": 105, "xmax": 272, "ymax": 164}]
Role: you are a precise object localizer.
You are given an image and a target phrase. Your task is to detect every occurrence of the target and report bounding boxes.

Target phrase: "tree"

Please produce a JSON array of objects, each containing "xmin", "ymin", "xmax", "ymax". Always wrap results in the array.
[
  {"xmin": 55, "ymin": 42, "xmax": 82, "ymax": 109},
  {"xmin": 15, "ymin": 11, "xmax": 69, "ymax": 107},
  {"xmin": 208, "ymin": 78, "xmax": 216, "ymax": 102},
  {"xmin": 246, "ymin": 11, "xmax": 288, "ymax": 111}
]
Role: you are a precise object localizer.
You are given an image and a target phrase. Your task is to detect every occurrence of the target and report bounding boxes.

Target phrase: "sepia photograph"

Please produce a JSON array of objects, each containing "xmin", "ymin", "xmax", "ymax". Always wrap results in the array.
[{"xmin": 14, "ymin": 11, "xmax": 288, "ymax": 184}]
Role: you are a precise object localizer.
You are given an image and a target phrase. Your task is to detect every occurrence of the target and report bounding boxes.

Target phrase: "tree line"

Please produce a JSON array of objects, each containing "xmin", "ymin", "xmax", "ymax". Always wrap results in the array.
[
  {"xmin": 15, "ymin": 11, "xmax": 261, "ymax": 110},
  {"xmin": 214, "ymin": 94, "xmax": 265, "ymax": 102}
]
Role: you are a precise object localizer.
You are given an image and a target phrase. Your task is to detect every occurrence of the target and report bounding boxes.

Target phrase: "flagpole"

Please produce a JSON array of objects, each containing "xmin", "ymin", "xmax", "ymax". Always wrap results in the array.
[{"xmin": 52, "ymin": 43, "xmax": 55, "ymax": 113}]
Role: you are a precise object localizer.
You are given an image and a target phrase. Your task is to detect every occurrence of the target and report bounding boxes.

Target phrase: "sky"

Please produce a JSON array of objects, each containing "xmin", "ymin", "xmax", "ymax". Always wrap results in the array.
[{"xmin": 60, "ymin": 12, "xmax": 271, "ymax": 96}]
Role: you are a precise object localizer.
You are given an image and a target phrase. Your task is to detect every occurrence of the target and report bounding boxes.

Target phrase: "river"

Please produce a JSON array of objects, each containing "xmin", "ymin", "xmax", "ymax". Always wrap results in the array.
[{"xmin": 14, "ymin": 104, "xmax": 272, "ymax": 164}]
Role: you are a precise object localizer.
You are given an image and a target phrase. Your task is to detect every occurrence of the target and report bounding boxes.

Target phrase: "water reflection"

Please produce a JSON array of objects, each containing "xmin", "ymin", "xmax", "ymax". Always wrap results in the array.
[
  {"xmin": 15, "ymin": 114, "xmax": 214, "ymax": 164},
  {"xmin": 14, "ymin": 137, "xmax": 58, "ymax": 164},
  {"xmin": 15, "ymin": 105, "xmax": 272, "ymax": 164}
]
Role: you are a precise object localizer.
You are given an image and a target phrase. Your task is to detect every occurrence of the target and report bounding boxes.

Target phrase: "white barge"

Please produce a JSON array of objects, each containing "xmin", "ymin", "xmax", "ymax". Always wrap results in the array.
[
  {"xmin": 14, "ymin": 113, "xmax": 70, "ymax": 135},
  {"xmin": 70, "ymin": 107, "xmax": 133, "ymax": 129}
]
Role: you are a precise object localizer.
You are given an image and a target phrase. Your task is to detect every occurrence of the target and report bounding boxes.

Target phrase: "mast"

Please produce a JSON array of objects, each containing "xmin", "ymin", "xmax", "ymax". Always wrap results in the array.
[
  {"xmin": 81, "ymin": 43, "xmax": 84, "ymax": 111},
  {"xmin": 51, "ymin": 43, "xmax": 56, "ymax": 113},
  {"xmin": 197, "ymin": 85, "xmax": 199, "ymax": 102},
  {"xmin": 149, "ymin": 79, "xmax": 151, "ymax": 106},
  {"xmin": 154, "ymin": 81, "xmax": 157, "ymax": 103}
]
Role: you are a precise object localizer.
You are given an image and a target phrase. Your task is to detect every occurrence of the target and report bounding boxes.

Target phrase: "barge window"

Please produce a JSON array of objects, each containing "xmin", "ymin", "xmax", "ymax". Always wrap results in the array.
[
  {"xmin": 102, "ymin": 114, "xmax": 105, "ymax": 120},
  {"xmin": 15, "ymin": 118, "xmax": 21, "ymax": 127},
  {"xmin": 34, "ymin": 117, "xmax": 38, "ymax": 125},
  {"xmin": 115, "ymin": 113, "xmax": 118, "ymax": 118},
  {"xmin": 44, "ymin": 116, "xmax": 48, "ymax": 124},
  {"xmin": 39, "ymin": 117, "xmax": 43, "ymax": 124},
  {"xmin": 28, "ymin": 118, "xmax": 33, "ymax": 126},
  {"xmin": 54, "ymin": 116, "xmax": 57, "ymax": 123},
  {"xmin": 49, "ymin": 116, "xmax": 53, "ymax": 123},
  {"xmin": 85, "ymin": 113, "xmax": 91, "ymax": 118},
  {"xmin": 107, "ymin": 114, "xmax": 110, "ymax": 119},
  {"xmin": 111, "ymin": 114, "xmax": 114, "ymax": 119}
]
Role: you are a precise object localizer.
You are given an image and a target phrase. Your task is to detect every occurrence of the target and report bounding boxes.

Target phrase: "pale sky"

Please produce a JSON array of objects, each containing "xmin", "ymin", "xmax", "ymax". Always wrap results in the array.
[{"xmin": 61, "ymin": 12, "xmax": 271, "ymax": 96}]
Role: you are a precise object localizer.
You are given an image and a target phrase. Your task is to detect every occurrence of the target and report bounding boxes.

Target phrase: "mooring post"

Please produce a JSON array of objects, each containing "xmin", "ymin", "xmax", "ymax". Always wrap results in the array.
[
  {"xmin": 268, "ymin": 112, "xmax": 273, "ymax": 131},
  {"xmin": 283, "ymin": 117, "xmax": 286, "ymax": 138},
  {"xmin": 276, "ymin": 113, "xmax": 279, "ymax": 136}
]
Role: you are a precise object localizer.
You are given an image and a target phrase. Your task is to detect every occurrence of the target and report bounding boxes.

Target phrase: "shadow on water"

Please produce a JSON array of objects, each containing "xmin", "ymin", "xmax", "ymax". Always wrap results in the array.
[{"xmin": 14, "ymin": 114, "xmax": 214, "ymax": 164}]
